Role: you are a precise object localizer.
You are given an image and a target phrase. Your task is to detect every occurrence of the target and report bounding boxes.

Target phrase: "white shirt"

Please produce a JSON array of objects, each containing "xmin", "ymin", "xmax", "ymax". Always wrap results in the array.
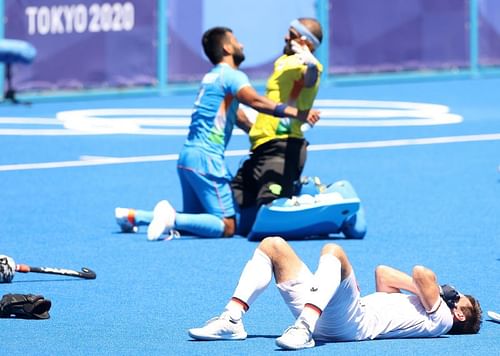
[{"xmin": 360, "ymin": 292, "xmax": 453, "ymax": 340}]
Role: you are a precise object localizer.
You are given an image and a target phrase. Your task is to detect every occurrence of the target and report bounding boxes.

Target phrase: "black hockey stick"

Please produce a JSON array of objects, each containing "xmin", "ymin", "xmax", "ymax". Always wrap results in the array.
[{"xmin": 15, "ymin": 264, "xmax": 96, "ymax": 279}]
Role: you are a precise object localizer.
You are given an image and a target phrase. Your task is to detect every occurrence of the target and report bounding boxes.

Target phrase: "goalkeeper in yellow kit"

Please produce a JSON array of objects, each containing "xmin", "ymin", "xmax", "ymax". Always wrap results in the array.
[{"xmin": 232, "ymin": 18, "xmax": 323, "ymax": 235}]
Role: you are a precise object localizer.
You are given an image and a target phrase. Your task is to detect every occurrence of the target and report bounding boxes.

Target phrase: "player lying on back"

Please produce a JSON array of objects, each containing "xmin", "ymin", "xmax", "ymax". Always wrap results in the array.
[{"xmin": 188, "ymin": 237, "xmax": 482, "ymax": 350}]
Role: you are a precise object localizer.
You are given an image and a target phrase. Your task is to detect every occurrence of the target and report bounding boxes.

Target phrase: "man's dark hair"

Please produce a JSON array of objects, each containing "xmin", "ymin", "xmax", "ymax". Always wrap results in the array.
[
  {"xmin": 448, "ymin": 295, "xmax": 482, "ymax": 334},
  {"xmin": 298, "ymin": 17, "xmax": 323, "ymax": 45},
  {"xmin": 202, "ymin": 27, "xmax": 232, "ymax": 65}
]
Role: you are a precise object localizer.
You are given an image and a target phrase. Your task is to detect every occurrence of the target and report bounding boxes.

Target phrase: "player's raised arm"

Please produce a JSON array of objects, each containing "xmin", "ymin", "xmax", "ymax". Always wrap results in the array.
[
  {"xmin": 376, "ymin": 264, "xmax": 444, "ymax": 313},
  {"xmin": 235, "ymin": 85, "xmax": 296, "ymax": 117},
  {"xmin": 236, "ymin": 85, "xmax": 320, "ymax": 126},
  {"xmin": 291, "ymin": 40, "xmax": 320, "ymax": 88},
  {"xmin": 375, "ymin": 265, "xmax": 416, "ymax": 294},
  {"xmin": 411, "ymin": 265, "xmax": 441, "ymax": 312}
]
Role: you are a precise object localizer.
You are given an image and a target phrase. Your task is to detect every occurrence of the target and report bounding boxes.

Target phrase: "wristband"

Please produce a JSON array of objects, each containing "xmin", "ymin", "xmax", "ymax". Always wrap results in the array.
[{"xmin": 273, "ymin": 103, "xmax": 287, "ymax": 118}]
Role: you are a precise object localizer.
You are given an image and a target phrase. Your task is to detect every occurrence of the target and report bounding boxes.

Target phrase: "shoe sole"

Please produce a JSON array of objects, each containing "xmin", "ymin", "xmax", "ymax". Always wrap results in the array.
[
  {"xmin": 275, "ymin": 338, "xmax": 315, "ymax": 350},
  {"xmin": 147, "ymin": 201, "xmax": 170, "ymax": 240},
  {"xmin": 147, "ymin": 219, "xmax": 165, "ymax": 241},
  {"xmin": 188, "ymin": 329, "xmax": 247, "ymax": 341}
]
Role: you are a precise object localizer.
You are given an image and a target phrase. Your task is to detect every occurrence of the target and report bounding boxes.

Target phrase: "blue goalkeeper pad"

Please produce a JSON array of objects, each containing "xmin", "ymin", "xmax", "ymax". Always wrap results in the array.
[{"xmin": 248, "ymin": 180, "xmax": 367, "ymax": 241}]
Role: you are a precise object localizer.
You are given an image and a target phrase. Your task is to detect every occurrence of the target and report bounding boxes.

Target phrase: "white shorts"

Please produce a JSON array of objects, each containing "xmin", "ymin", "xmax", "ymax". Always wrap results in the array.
[{"xmin": 276, "ymin": 264, "xmax": 367, "ymax": 341}]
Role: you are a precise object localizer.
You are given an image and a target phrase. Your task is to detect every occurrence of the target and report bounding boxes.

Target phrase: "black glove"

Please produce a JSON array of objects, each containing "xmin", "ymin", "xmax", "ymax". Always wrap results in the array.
[
  {"xmin": 440, "ymin": 284, "xmax": 460, "ymax": 309},
  {"xmin": 0, "ymin": 294, "xmax": 51, "ymax": 319}
]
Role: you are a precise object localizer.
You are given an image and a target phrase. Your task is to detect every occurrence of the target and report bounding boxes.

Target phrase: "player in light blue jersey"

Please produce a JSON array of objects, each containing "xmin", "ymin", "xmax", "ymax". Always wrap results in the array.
[
  {"xmin": 115, "ymin": 26, "xmax": 320, "ymax": 240},
  {"xmin": 185, "ymin": 63, "xmax": 249, "ymax": 156}
]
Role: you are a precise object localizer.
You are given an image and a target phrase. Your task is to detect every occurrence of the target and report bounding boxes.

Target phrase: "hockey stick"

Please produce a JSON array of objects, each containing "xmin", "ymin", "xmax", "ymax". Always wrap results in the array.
[
  {"xmin": 15, "ymin": 264, "xmax": 96, "ymax": 280},
  {"xmin": 488, "ymin": 311, "xmax": 500, "ymax": 323}
]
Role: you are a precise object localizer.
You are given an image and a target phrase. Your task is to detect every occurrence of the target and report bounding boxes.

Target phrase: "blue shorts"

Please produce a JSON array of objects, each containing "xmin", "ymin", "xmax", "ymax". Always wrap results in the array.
[{"xmin": 177, "ymin": 146, "xmax": 235, "ymax": 218}]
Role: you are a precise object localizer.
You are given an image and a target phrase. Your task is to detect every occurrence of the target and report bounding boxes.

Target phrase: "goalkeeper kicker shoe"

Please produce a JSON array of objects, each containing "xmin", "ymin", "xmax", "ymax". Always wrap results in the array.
[
  {"xmin": 188, "ymin": 312, "xmax": 247, "ymax": 341},
  {"xmin": 115, "ymin": 208, "xmax": 138, "ymax": 233},
  {"xmin": 275, "ymin": 318, "xmax": 315, "ymax": 350},
  {"xmin": 147, "ymin": 200, "xmax": 176, "ymax": 241}
]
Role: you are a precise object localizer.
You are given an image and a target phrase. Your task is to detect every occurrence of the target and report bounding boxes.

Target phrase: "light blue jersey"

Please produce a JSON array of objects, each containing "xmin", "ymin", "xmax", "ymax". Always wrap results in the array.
[
  {"xmin": 177, "ymin": 63, "xmax": 250, "ymax": 220},
  {"xmin": 184, "ymin": 63, "xmax": 250, "ymax": 157}
]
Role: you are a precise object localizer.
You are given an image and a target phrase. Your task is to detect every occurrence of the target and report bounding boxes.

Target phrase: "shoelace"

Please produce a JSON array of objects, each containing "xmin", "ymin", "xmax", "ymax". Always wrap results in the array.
[
  {"xmin": 282, "ymin": 323, "xmax": 310, "ymax": 339},
  {"xmin": 204, "ymin": 316, "xmax": 221, "ymax": 325},
  {"xmin": 204, "ymin": 314, "xmax": 238, "ymax": 326},
  {"xmin": 202, "ymin": 316, "xmax": 232, "ymax": 330}
]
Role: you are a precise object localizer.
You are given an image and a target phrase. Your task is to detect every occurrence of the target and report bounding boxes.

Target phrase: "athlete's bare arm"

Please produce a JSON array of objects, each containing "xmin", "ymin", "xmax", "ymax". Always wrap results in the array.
[
  {"xmin": 375, "ymin": 264, "xmax": 441, "ymax": 312},
  {"xmin": 236, "ymin": 108, "xmax": 252, "ymax": 133},
  {"xmin": 236, "ymin": 86, "xmax": 320, "ymax": 126},
  {"xmin": 411, "ymin": 265, "xmax": 441, "ymax": 312},
  {"xmin": 375, "ymin": 265, "xmax": 416, "ymax": 294}
]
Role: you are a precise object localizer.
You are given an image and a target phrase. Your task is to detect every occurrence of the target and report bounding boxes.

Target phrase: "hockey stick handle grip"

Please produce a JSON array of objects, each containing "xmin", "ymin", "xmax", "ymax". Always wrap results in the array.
[{"xmin": 15, "ymin": 264, "xmax": 31, "ymax": 273}]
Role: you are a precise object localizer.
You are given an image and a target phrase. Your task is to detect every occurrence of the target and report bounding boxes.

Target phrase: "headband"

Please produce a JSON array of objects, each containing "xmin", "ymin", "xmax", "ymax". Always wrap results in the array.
[{"xmin": 290, "ymin": 19, "xmax": 320, "ymax": 48}]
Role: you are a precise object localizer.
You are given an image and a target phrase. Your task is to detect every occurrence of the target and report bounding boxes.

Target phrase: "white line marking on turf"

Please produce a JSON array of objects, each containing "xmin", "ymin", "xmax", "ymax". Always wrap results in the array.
[
  {"xmin": 0, "ymin": 117, "xmax": 60, "ymax": 124},
  {"xmin": 0, "ymin": 100, "xmax": 463, "ymax": 135},
  {"xmin": 308, "ymin": 133, "xmax": 500, "ymax": 150},
  {"xmin": 1, "ymin": 133, "xmax": 498, "ymax": 172},
  {"xmin": 0, "ymin": 129, "xmax": 107, "ymax": 136},
  {"xmin": 244, "ymin": 99, "xmax": 463, "ymax": 127}
]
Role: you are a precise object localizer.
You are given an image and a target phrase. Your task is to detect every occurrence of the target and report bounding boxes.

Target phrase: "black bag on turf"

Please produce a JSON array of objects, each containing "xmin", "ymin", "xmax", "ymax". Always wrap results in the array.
[{"xmin": 0, "ymin": 294, "xmax": 51, "ymax": 319}]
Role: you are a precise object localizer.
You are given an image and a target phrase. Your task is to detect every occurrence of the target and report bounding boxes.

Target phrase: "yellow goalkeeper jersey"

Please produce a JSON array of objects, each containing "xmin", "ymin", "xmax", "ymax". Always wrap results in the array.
[{"xmin": 249, "ymin": 54, "xmax": 322, "ymax": 150}]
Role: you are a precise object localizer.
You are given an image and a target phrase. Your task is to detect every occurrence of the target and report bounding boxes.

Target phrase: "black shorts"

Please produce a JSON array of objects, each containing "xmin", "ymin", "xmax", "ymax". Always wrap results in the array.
[{"xmin": 232, "ymin": 138, "xmax": 308, "ymax": 207}]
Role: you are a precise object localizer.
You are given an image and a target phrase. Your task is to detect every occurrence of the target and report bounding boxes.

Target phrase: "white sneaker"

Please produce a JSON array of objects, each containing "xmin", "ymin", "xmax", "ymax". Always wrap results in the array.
[
  {"xmin": 147, "ymin": 200, "xmax": 176, "ymax": 241},
  {"xmin": 275, "ymin": 320, "xmax": 315, "ymax": 350},
  {"xmin": 115, "ymin": 208, "xmax": 138, "ymax": 233},
  {"xmin": 188, "ymin": 313, "xmax": 247, "ymax": 341}
]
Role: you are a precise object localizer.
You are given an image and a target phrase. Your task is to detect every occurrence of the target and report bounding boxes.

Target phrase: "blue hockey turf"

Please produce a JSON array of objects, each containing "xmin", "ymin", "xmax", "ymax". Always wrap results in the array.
[{"xmin": 1, "ymin": 77, "xmax": 499, "ymax": 355}]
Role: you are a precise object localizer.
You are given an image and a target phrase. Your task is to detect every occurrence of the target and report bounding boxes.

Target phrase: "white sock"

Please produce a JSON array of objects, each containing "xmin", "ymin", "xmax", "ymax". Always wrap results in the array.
[
  {"xmin": 223, "ymin": 299, "xmax": 246, "ymax": 321},
  {"xmin": 297, "ymin": 307, "xmax": 321, "ymax": 331},
  {"xmin": 224, "ymin": 248, "xmax": 273, "ymax": 319},
  {"xmin": 298, "ymin": 254, "xmax": 342, "ymax": 331}
]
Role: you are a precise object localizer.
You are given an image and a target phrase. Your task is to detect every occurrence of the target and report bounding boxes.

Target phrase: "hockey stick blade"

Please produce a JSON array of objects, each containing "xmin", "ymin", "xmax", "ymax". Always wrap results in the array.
[
  {"xmin": 16, "ymin": 264, "xmax": 96, "ymax": 280},
  {"xmin": 487, "ymin": 311, "xmax": 500, "ymax": 323}
]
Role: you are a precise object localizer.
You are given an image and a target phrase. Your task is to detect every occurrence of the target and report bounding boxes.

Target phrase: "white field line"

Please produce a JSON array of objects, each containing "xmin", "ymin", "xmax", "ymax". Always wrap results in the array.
[
  {"xmin": 307, "ymin": 133, "xmax": 500, "ymax": 151},
  {"xmin": 1, "ymin": 100, "xmax": 463, "ymax": 135},
  {"xmin": 0, "ymin": 117, "xmax": 60, "ymax": 124},
  {"xmin": 1, "ymin": 133, "xmax": 499, "ymax": 172}
]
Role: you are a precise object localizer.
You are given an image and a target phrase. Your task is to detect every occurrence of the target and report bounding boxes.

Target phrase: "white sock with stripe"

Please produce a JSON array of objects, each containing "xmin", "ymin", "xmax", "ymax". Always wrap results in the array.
[
  {"xmin": 223, "ymin": 248, "xmax": 273, "ymax": 320},
  {"xmin": 298, "ymin": 254, "xmax": 342, "ymax": 331}
]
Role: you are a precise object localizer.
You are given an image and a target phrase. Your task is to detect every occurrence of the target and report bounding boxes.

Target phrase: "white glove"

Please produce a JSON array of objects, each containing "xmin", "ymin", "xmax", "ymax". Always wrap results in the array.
[
  {"xmin": 0, "ymin": 255, "xmax": 16, "ymax": 283},
  {"xmin": 291, "ymin": 40, "xmax": 319, "ymax": 66}
]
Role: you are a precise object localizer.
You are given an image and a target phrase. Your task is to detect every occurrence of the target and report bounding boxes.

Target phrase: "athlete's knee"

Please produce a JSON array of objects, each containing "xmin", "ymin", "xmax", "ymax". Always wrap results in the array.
[
  {"xmin": 222, "ymin": 217, "xmax": 236, "ymax": 237},
  {"xmin": 321, "ymin": 243, "xmax": 352, "ymax": 278},
  {"xmin": 321, "ymin": 243, "xmax": 350, "ymax": 267},
  {"xmin": 321, "ymin": 243, "xmax": 345, "ymax": 258},
  {"xmin": 258, "ymin": 236, "xmax": 288, "ymax": 256}
]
